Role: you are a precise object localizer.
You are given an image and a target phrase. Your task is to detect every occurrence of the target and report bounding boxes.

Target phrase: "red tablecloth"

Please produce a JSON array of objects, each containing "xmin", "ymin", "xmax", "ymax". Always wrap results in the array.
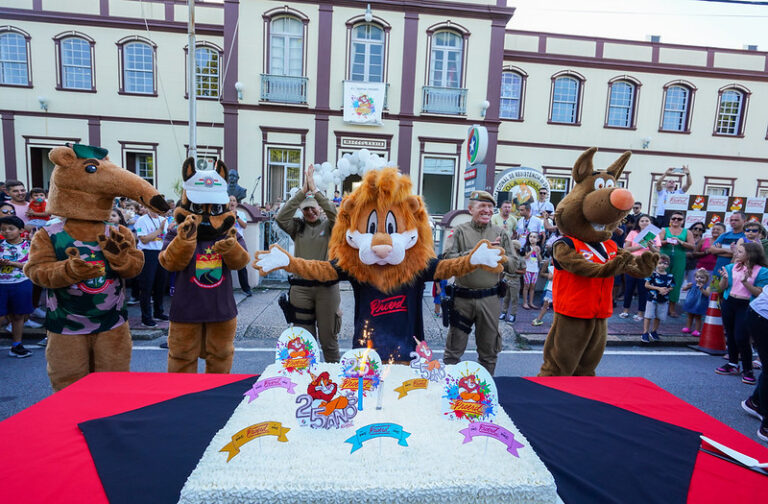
[{"xmin": 2, "ymin": 373, "xmax": 767, "ymax": 503}]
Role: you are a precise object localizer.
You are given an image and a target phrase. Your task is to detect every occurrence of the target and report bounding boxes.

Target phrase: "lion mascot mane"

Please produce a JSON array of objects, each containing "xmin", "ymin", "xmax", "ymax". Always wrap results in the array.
[
  {"xmin": 254, "ymin": 167, "xmax": 506, "ymax": 361},
  {"xmin": 539, "ymin": 147, "xmax": 658, "ymax": 376}
]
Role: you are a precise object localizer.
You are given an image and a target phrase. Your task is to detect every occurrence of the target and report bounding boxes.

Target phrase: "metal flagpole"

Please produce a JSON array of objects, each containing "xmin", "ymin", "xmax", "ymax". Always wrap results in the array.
[{"xmin": 187, "ymin": 0, "xmax": 197, "ymax": 164}]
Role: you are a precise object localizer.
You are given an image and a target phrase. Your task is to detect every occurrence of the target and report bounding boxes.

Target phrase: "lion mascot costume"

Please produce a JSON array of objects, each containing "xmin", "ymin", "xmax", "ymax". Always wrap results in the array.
[
  {"xmin": 159, "ymin": 158, "xmax": 250, "ymax": 373},
  {"xmin": 254, "ymin": 167, "xmax": 506, "ymax": 361},
  {"xmin": 539, "ymin": 147, "xmax": 658, "ymax": 376},
  {"xmin": 24, "ymin": 144, "xmax": 170, "ymax": 391}
]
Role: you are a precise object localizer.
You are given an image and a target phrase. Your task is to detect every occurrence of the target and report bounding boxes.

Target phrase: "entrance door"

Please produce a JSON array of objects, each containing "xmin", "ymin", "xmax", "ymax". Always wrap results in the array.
[{"xmin": 29, "ymin": 147, "xmax": 54, "ymax": 190}]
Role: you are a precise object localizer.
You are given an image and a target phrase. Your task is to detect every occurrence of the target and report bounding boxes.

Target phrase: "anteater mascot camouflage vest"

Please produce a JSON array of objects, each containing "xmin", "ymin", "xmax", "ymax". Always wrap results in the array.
[
  {"xmin": 539, "ymin": 147, "xmax": 658, "ymax": 376},
  {"xmin": 254, "ymin": 167, "xmax": 507, "ymax": 362},
  {"xmin": 24, "ymin": 144, "xmax": 170, "ymax": 391},
  {"xmin": 159, "ymin": 158, "xmax": 250, "ymax": 373}
]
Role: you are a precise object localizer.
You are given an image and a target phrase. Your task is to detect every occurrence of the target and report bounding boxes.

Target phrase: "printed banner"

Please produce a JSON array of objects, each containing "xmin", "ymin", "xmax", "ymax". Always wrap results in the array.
[
  {"xmin": 219, "ymin": 421, "xmax": 290, "ymax": 461},
  {"xmin": 493, "ymin": 168, "xmax": 550, "ymax": 213},
  {"xmin": 244, "ymin": 377, "xmax": 297, "ymax": 403},
  {"xmin": 345, "ymin": 423, "xmax": 411, "ymax": 453},
  {"xmin": 343, "ymin": 81, "xmax": 385, "ymax": 125},
  {"xmin": 394, "ymin": 378, "xmax": 429, "ymax": 399},
  {"xmin": 459, "ymin": 422, "xmax": 525, "ymax": 457},
  {"xmin": 665, "ymin": 193, "xmax": 689, "ymax": 211}
]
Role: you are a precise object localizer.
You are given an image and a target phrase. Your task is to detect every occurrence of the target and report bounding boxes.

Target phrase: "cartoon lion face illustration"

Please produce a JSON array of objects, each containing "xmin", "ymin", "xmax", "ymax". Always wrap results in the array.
[{"xmin": 329, "ymin": 167, "xmax": 435, "ymax": 293}]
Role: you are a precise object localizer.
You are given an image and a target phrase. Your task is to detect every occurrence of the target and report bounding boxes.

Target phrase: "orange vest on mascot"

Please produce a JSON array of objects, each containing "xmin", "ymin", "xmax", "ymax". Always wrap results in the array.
[{"xmin": 553, "ymin": 236, "xmax": 618, "ymax": 319}]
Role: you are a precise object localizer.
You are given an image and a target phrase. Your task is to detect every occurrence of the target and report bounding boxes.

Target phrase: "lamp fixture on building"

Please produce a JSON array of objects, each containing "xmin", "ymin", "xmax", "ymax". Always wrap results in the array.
[
  {"xmin": 641, "ymin": 137, "xmax": 651, "ymax": 149},
  {"xmin": 234, "ymin": 81, "xmax": 244, "ymax": 100},
  {"xmin": 364, "ymin": 4, "xmax": 373, "ymax": 23},
  {"xmin": 480, "ymin": 100, "xmax": 490, "ymax": 118},
  {"xmin": 37, "ymin": 96, "xmax": 49, "ymax": 112}
]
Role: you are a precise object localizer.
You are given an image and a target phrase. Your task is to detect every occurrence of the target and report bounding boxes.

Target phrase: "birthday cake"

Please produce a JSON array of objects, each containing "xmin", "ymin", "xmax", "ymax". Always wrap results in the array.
[{"xmin": 177, "ymin": 348, "xmax": 558, "ymax": 504}]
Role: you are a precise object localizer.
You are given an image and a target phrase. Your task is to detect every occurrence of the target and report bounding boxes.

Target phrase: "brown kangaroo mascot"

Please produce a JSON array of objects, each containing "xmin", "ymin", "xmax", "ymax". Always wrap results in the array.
[
  {"xmin": 24, "ymin": 144, "xmax": 169, "ymax": 391},
  {"xmin": 539, "ymin": 147, "xmax": 658, "ymax": 376},
  {"xmin": 159, "ymin": 158, "xmax": 250, "ymax": 373}
]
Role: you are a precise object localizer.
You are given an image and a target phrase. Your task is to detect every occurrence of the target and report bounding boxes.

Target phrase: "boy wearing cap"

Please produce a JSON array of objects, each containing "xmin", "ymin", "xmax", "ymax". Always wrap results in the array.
[
  {"xmin": 443, "ymin": 190, "xmax": 514, "ymax": 375},
  {"xmin": 1, "ymin": 216, "xmax": 34, "ymax": 358},
  {"xmin": 276, "ymin": 164, "xmax": 341, "ymax": 362}
]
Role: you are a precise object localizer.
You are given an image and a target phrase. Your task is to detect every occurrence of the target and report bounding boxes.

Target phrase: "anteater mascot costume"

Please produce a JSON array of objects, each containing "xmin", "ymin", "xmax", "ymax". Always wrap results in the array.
[
  {"xmin": 159, "ymin": 158, "xmax": 250, "ymax": 373},
  {"xmin": 254, "ymin": 167, "xmax": 506, "ymax": 361},
  {"xmin": 24, "ymin": 144, "xmax": 170, "ymax": 391},
  {"xmin": 539, "ymin": 147, "xmax": 658, "ymax": 376}
]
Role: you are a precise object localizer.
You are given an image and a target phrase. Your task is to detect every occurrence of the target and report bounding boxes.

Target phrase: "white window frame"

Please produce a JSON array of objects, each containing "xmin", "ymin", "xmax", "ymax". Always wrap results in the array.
[
  {"xmin": 714, "ymin": 88, "xmax": 747, "ymax": 136},
  {"xmin": 269, "ymin": 17, "xmax": 304, "ymax": 77},
  {"xmin": 194, "ymin": 46, "xmax": 219, "ymax": 98},
  {"xmin": 134, "ymin": 153, "xmax": 155, "ymax": 186},
  {"xmin": 607, "ymin": 81, "xmax": 635, "ymax": 128},
  {"xmin": 349, "ymin": 23, "xmax": 385, "ymax": 83},
  {"xmin": 421, "ymin": 155, "xmax": 457, "ymax": 216},
  {"xmin": 266, "ymin": 146, "xmax": 303, "ymax": 203},
  {"xmin": 661, "ymin": 85, "xmax": 690, "ymax": 132},
  {"xmin": 429, "ymin": 31, "xmax": 463, "ymax": 89},
  {"xmin": 0, "ymin": 29, "xmax": 30, "ymax": 86},
  {"xmin": 123, "ymin": 41, "xmax": 154, "ymax": 94},
  {"xmin": 61, "ymin": 37, "xmax": 93, "ymax": 90},
  {"xmin": 500, "ymin": 71, "xmax": 523, "ymax": 120},
  {"xmin": 705, "ymin": 185, "xmax": 731, "ymax": 197},
  {"xmin": 551, "ymin": 76, "xmax": 580, "ymax": 124}
]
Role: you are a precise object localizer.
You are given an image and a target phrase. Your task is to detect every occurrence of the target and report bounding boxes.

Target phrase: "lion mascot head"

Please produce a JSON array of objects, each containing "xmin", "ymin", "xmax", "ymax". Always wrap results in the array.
[{"xmin": 330, "ymin": 167, "xmax": 435, "ymax": 294}]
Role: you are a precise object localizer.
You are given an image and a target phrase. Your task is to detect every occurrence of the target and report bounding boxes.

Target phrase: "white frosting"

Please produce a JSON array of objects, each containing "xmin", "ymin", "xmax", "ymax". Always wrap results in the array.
[{"xmin": 178, "ymin": 364, "xmax": 558, "ymax": 504}]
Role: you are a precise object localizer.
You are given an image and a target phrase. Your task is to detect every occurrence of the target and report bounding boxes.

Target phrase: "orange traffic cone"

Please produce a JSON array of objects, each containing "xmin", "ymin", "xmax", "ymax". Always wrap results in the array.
[{"xmin": 689, "ymin": 291, "xmax": 726, "ymax": 355}]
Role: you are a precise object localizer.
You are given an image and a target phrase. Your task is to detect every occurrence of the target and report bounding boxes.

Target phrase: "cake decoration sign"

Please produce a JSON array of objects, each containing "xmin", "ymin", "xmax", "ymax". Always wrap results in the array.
[
  {"xmin": 459, "ymin": 422, "xmax": 525, "ymax": 457},
  {"xmin": 345, "ymin": 423, "xmax": 411, "ymax": 453},
  {"xmin": 442, "ymin": 362, "xmax": 498, "ymax": 422},
  {"xmin": 219, "ymin": 421, "xmax": 290, "ymax": 462},
  {"xmin": 294, "ymin": 371, "xmax": 359, "ymax": 429},
  {"xmin": 274, "ymin": 327, "xmax": 319, "ymax": 375},
  {"xmin": 339, "ymin": 348, "xmax": 382, "ymax": 395},
  {"xmin": 409, "ymin": 337, "xmax": 446, "ymax": 382},
  {"xmin": 395, "ymin": 378, "xmax": 429, "ymax": 399},
  {"xmin": 244, "ymin": 377, "xmax": 297, "ymax": 403}
]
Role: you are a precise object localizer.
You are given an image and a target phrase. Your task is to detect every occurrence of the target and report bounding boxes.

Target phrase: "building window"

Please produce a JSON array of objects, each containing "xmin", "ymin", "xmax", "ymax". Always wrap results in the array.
[
  {"xmin": 714, "ymin": 86, "xmax": 749, "ymax": 137},
  {"xmin": 660, "ymin": 81, "xmax": 696, "ymax": 133},
  {"xmin": 125, "ymin": 151, "xmax": 156, "ymax": 186},
  {"xmin": 429, "ymin": 31, "xmax": 463, "ymax": 88},
  {"xmin": 705, "ymin": 185, "xmax": 730, "ymax": 196},
  {"xmin": 605, "ymin": 77, "xmax": 640, "ymax": 129},
  {"xmin": 756, "ymin": 180, "xmax": 768, "ymax": 197},
  {"xmin": 195, "ymin": 46, "xmax": 219, "ymax": 98},
  {"xmin": 0, "ymin": 27, "xmax": 31, "ymax": 86},
  {"xmin": 500, "ymin": 70, "xmax": 525, "ymax": 120},
  {"xmin": 422, "ymin": 157, "xmax": 455, "ymax": 215},
  {"xmin": 703, "ymin": 176, "xmax": 735, "ymax": 197},
  {"xmin": 549, "ymin": 72, "xmax": 585, "ymax": 125},
  {"xmin": 122, "ymin": 41, "xmax": 155, "ymax": 94},
  {"xmin": 349, "ymin": 23, "xmax": 384, "ymax": 82},
  {"xmin": 59, "ymin": 36, "xmax": 94, "ymax": 91},
  {"xmin": 270, "ymin": 17, "xmax": 304, "ymax": 76},
  {"xmin": 267, "ymin": 147, "xmax": 302, "ymax": 204},
  {"xmin": 546, "ymin": 176, "xmax": 569, "ymax": 208}
]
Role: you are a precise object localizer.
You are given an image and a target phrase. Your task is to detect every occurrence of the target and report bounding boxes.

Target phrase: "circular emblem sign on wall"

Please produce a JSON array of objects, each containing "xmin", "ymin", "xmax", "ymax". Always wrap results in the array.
[
  {"xmin": 494, "ymin": 168, "xmax": 550, "ymax": 212},
  {"xmin": 466, "ymin": 125, "xmax": 488, "ymax": 166}
]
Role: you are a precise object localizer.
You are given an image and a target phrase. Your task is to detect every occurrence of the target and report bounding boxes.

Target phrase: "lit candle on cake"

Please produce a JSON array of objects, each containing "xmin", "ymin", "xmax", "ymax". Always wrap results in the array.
[{"xmin": 376, "ymin": 356, "xmax": 394, "ymax": 410}]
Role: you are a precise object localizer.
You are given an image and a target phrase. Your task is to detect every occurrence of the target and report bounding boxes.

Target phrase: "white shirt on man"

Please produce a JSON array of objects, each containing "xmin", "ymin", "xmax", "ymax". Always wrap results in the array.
[
  {"xmin": 530, "ymin": 200, "xmax": 555, "ymax": 217},
  {"xmin": 516, "ymin": 215, "xmax": 544, "ymax": 246},
  {"xmin": 135, "ymin": 213, "xmax": 166, "ymax": 251}
]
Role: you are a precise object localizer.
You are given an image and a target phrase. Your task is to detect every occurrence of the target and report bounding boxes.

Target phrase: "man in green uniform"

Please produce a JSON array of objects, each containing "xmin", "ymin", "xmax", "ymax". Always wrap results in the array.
[
  {"xmin": 444, "ymin": 190, "xmax": 513, "ymax": 375},
  {"xmin": 276, "ymin": 165, "xmax": 341, "ymax": 362}
]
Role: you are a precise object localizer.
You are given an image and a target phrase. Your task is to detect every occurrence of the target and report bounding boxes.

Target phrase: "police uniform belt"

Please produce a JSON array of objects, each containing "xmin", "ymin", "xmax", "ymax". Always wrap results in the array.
[{"xmin": 451, "ymin": 282, "xmax": 504, "ymax": 299}]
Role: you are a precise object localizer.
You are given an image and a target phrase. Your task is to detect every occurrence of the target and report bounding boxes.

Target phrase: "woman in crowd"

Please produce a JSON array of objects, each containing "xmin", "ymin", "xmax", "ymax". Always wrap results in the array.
[
  {"xmin": 696, "ymin": 222, "xmax": 724, "ymax": 276},
  {"xmin": 659, "ymin": 211, "xmax": 695, "ymax": 317},
  {"xmin": 685, "ymin": 222, "xmax": 707, "ymax": 284},
  {"xmin": 619, "ymin": 214, "xmax": 660, "ymax": 321}
]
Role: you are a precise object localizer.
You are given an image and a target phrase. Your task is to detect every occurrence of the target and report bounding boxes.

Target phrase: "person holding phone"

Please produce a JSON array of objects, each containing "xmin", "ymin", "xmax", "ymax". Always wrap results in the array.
[{"xmin": 654, "ymin": 166, "xmax": 692, "ymax": 227}]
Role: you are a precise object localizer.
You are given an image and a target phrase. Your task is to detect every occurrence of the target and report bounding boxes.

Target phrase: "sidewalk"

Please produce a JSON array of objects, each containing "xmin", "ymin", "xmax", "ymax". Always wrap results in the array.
[{"xmin": 4, "ymin": 282, "xmax": 701, "ymax": 349}]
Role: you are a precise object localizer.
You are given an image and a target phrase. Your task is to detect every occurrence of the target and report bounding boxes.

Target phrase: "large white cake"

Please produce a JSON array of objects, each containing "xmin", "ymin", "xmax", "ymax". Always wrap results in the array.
[{"xmin": 178, "ymin": 363, "xmax": 558, "ymax": 504}]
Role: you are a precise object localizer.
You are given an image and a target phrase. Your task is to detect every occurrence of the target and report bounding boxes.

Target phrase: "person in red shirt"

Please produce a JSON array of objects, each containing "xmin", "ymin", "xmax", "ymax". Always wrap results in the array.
[{"xmin": 26, "ymin": 187, "xmax": 50, "ymax": 228}]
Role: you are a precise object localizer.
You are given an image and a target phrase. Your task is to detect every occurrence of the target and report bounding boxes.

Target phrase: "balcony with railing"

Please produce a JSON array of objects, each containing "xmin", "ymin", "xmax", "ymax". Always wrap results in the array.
[
  {"xmin": 421, "ymin": 86, "xmax": 467, "ymax": 115},
  {"xmin": 260, "ymin": 74, "xmax": 308, "ymax": 104}
]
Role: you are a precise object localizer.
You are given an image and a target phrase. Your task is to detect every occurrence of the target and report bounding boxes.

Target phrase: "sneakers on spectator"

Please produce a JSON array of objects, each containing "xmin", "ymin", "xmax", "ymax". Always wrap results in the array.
[
  {"xmin": 32, "ymin": 307, "xmax": 47, "ymax": 319},
  {"xmin": 742, "ymin": 398, "xmax": 764, "ymax": 421},
  {"xmin": 499, "ymin": 313, "xmax": 506, "ymax": 320},
  {"xmin": 754, "ymin": 359, "xmax": 763, "ymax": 370},
  {"xmin": 715, "ymin": 363, "xmax": 740, "ymax": 375},
  {"xmin": 36, "ymin": 337, "xmax": 48, "ymax": 347},
  {"xmin": 742, "ymin": 371, "xmax": 757, "ymax": 385},
  {"xmin": 141, "ymin": 319, "xmax": 157, "ymax": 328},
  {"xmin": 8, "ymin": 343, "xmax": 32, "ymax": 358},
  {"xmin": 758, "ymin": 425, "xmax": 768, "ymax": 443},
  {"xmin": 243, "ymin": 289, "xmax": 253, "ymax": 297},
  {"xmin": 24, "ymin": 319, "xmax": 43, "ymax": 328},
  {"xmin": 650, "ymin": 331, "xmax": 661, "ymax": 342},
  {"xmin": 506, "ymin": 315, "xmax": 516, "ymax": 323},
  {"xmin": 681, "ymin": 327, "xmax": 691, "ymax": 334},
  {"xmin": 619, "ymin": 312, "xmax": 630, "ymax": 319},
  {"xmin": 691, "ymin": 330, "xmax": 701, "ymax": 337},
  {"xmin": 641, "ymin": 333, "xmax": 651, "ymax": 343},
  {"xmin": 633, "ymin": 314, "xmax": 643, "ymax": 322},
  {"xmin": 154, "ymin": 313, "xmax": 169, "ymax": 321},
  {"xmin": 531, "ymin": 319, "xmax": 544, "ymax": 326},
  {"xmin": 127, "ymin": 298, "xmax": 140, "ymax": 306}
]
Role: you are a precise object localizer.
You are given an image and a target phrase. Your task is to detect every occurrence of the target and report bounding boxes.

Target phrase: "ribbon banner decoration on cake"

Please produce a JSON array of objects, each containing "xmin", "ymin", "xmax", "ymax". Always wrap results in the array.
[
  {"xmin": 459, "ymin": 422, "xmax": 525, "ymax": 457},
  {"xmin": 274, "ymin": 327, "xmax": 319, "ymax": 375},
  {"xmin": 443, "ymin": 362, "xmax": 498, "ymax": 422},
  {"xmin": 409, "ymin": 337, "xmax": 446, "ymax": 382},
  {"xmin": 339, "ymin": 348, "xmax": 382, "ymax": 394},
  {"xmin": 219, "ymin": 421, "xmax": 290, "ymax": 462},
  {"xmin": 295, "ymin": 371, "xmax": 359, "ymax": 429},
  {"xmin": 244, "ymin": 377, "xmax": 297, "ymax": 403},
  {"xmin": 345, "ymin": 423, "xmax": 411, "ymax": 453},
  {"xmin": 394, "ymin": 378, "xmax": 429, "ymax": 399}
]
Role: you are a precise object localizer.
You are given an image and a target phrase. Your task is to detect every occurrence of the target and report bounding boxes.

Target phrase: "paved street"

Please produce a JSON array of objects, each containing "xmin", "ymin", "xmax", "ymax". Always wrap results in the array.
[{"xmin": 2, "ymin": 283, "xmax": 764, "ymax": 446}]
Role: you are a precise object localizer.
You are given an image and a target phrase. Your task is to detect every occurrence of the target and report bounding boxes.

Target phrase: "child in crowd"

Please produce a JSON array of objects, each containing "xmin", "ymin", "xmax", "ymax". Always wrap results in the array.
[
  {"xmin": 532, "ymin": 260, "xmax": 555, "ymax": 326},
  {"xmin": 522, "ymin": 231, "xmax": 542, "ymax": 310},
  {"xmin": 0, "ymin": 216, "xmax": 34, "ymax": 358},
  {"xmin": 500, "ymin": 240, "xmax": 526, "ymax": 323},
  {"xmin": 25, "ymin": 187, "xmax": 50, "ymax": 228},
  {"xmin": 433, "ymin": 279, "xmax": 447, "ymax": 318},
  {"xmin": 642, "ymin": 254, "xmax": 674, "ymax": 343},
  {"xmin": 681, "ymin": 268, "xmax": 711, "ymax": 337}
]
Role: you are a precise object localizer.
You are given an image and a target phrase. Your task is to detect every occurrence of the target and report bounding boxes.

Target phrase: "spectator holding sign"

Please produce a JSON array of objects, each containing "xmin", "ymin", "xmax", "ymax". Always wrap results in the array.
[
  {"xmin": 659, "ymin": 211, "xmax": 696, "ymax": 317},
  {"xmin": 654, "ymin": 166, "xmax": 692, "ymax": 227},
  {"xmin": 619, "ymin": 214, "xmax": 660, "ymax": 321}
]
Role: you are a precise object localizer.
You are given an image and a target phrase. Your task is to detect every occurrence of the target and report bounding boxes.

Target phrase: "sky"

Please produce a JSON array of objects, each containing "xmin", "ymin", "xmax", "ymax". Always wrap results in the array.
[{"xmin": 506, "ymin": 0, "xmax": 768, "ymax": 51}]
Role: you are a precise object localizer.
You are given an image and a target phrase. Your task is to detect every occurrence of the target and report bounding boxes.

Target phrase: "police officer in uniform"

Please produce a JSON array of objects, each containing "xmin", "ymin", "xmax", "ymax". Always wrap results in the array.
[
  {"xmin": 276, "ymin": 165, "xmax": 341, "ymax": 362},
  {"xmin": 443, "ymin": 190, "xmax": 514, "ymax": 375}
]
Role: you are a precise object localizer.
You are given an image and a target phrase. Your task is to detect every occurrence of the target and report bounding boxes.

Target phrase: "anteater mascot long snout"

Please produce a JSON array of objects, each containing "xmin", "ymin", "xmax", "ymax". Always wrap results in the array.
[
  {"xmin": 24, "ymin": 144, "xmax": 170, "ymax": 391},
  {"xmin": 538, "ymin": 147, "xmax": 658, "ymax": 376}
]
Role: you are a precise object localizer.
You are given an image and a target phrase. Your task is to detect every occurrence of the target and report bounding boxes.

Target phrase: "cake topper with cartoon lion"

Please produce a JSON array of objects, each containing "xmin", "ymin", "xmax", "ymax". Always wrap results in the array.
[
  {"xmin": 254, "ymin": 167, "xmax": 506, "ymax": 361},
  {"xmin": 539, "ymin": 147, "xmax": 657, "ymax": 376}
]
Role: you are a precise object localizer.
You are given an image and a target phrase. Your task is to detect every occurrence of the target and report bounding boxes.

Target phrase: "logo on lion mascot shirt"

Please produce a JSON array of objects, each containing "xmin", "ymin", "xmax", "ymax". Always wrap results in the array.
[{"xmin": 370, "ymin": 295, "xmax": 407, "ymax": 317}]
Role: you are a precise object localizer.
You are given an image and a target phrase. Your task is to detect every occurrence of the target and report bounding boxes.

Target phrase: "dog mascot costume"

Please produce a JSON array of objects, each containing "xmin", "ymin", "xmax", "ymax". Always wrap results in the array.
[
  {"xmin": 159, "ymin": 158, "xmax": 250, "ymax": 373},
  {"xmin": 254, "ymin": 167, "xmax": 506, "ymax": 361},
  {"xmin": 539, "ymin": 147, "xmax": 658, "ymax": 376},
  {"xmin": 24, "ymin": 144, "xmax": 170, "ymax": 391}
]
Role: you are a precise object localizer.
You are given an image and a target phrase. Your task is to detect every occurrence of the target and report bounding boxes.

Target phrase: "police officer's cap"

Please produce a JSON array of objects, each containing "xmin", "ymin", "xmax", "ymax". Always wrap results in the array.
[{"xmin": 469, "ymin": 190, "xmax": 496, "ymax": 206}]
